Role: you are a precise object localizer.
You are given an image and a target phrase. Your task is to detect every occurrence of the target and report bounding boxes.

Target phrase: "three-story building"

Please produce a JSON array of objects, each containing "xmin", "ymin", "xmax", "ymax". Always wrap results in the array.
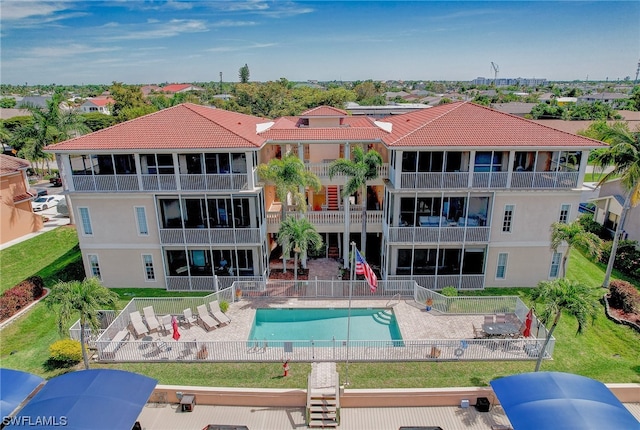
[{"xmin": 47, "ymin": 102, "xmax": 604, "ymax": 290}]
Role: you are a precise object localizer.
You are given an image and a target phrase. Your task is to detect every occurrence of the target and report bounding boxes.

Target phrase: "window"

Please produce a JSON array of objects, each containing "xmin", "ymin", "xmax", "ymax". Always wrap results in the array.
[
  {"xmin": 559, "ymin": 204, "xmax": 571, "ymax": 224},
  {"xmin": 474, "ymin": 151, "xmax": 503, "ymax": 172},
  {"xmin": 88, "ymin": 254, "xmax": 101, "ymax": 279},
  {"xmin": 550, "ymin": 252, "xmax": 561, "ymax": 278},
  {"xmin": 502, "ymin": 205, "xmax": 514, "ymax": 232},
  {"xmin": 79, "ymin": 207, "xmax": 93, "ymax": 235},
  {"xmin": 142, "ymin": 254, "xmax": 155, "ymax": 281},
  {"xmin": 496, "ymin": 253, "xmax": 508, "ymax": 279},
  {"xmin": 135, "ymin": 207, "xmax": 148, "ymax": 235}
]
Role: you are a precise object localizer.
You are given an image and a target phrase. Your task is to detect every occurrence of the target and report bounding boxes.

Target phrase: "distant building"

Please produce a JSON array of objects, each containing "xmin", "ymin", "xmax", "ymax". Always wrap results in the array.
[
  {"xmin": 80, "ymin": 98, "xmax": 114, "ymax": 115},
  {"xmin": 160, "ymin": 84, "xmax": 204, "ymax": 94},
  {"xmin": 491, "ymin": 103, "xmax": 538, "ymax": 117},
  {"xmin": 590, "ymin": 178, "xmax": 638, "ymax": 242},
  {"xmin": 578, "ymin": 93, "xmax": 630, "ymax": 105},
  {"xmin": 17, "ymin": 96, "xmax": 51, "ymax": 109},
  {"xmin": 0, "ymin": 155, "xmax": 43, "ymax": 245},
  {"xmin": 472, "ymin": 77, "xmax": 548, "ymax": 87},
  {"xmin": 345, "ymin": 102, "xmax": 430, "ymax": 118}
]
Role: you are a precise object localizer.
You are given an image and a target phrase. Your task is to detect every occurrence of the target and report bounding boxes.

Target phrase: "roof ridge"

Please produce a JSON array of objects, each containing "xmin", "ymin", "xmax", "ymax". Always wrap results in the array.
[{"xmin": 181, "ymin": 103, "xmax": 264, "ymax": 147}]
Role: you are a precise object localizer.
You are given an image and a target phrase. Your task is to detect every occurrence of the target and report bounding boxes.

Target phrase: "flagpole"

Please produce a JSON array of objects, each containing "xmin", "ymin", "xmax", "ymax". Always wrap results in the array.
[{"xmin": 345, "ymin": 241, "xmax": 356, "ymax": 386}]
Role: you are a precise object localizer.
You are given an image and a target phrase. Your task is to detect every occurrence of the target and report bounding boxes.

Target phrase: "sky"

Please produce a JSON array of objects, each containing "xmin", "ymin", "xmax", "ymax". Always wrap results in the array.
[{"xmin": 1, "ymin": 1, "xmax": 639, "ymax": 85}]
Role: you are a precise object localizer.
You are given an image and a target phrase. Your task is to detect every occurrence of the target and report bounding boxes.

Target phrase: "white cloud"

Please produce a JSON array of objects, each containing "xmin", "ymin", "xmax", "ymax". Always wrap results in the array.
[
  {"xmin": 207, "ymin": 41, "xmax": 277, "ymax": 53},
  {"xmin": 1, "ymin": 1, "xmax": 68, "ymax": 20},
  {"xmin": 102, "ymin": 19, "xmax": 209, "ymax": 40},
  {"xmin": 26, "ymin": 44, "xmax": 119, "ymax": 58},
  {"xmin": 212, "ymin": 20, "xmax": 257, "ymax": 28}
]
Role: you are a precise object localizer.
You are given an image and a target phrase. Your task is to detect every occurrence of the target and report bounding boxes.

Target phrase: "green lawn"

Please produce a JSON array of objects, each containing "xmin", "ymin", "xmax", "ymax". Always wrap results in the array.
[{"xmin": 1, "ymin": 230, "xmax": 639, "ymax": 387}]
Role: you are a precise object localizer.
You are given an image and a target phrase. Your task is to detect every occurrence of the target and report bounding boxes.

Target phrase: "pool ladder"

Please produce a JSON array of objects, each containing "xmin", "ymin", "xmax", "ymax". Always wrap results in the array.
[{"xmin": 385, "ymin": 293, "xmax": 402, "ymax": 308}]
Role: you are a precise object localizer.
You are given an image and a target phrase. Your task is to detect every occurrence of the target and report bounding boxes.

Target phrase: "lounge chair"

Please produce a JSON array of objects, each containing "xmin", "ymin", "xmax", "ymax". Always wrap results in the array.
[
  {"xmin": 495, "ymin": 313, "xmax": 506, "ymax": 323},
  {"xmin": 182, "ymin": 308, "xmax": 197, "ymax": 328},
  {"xmin": 209, "ymin": 300, "xmax": 231, "ymax": 325},
  {"xmin": 143, "ymin": 306, "xmax": 160, "ymax": 333},
  {"xmin": 160, "ymin": 315, "xmax": 173, "ymax": 335},
  {"xmin": 472, "ymin": 324, "xmax": 486, "ymax": 339},
  {"xmin": 483, "ymin": 315, "xmax": 495, "ymax": 324},
  {"xmin": 196, "ymin": 304, "xmax": 220, "ymax": 331},
  {"xmin": 129, "ymin": 311, "xmax": 149, "ymax": 338}
]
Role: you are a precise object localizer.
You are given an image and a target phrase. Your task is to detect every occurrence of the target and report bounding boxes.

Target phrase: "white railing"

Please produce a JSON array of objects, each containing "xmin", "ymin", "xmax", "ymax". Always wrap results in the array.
[
  {"xmin": 511, "ymin": 171, "xmax": 579, "ymax": 189},
  {"xmin": 305, "ymin": 162, "xmax": 388, "ymax": 179},
  {"xmin": 400, "ymin": 172, "xmax": 469, "ymax": 189},
  {"xmin": 472, "ymin": 172, "xmax": 508, "ymax": 188},
  {"xmin": 387, "ymin": 226, "xmax": 490, "ymax": 243},
  {"xmin": 159, "ymin": 228, "xmax": 262, "ymax": 245},
  {"xmin": 141, "ymin": 174, "xmax": 177, "ymax": 191},
  {"xmin": 387, "ymin": 274, "xmax": 485, "ymax": 290},
  {"xmin": 266, "ymin": 210, "xmax": 383, "ymax": 226}
]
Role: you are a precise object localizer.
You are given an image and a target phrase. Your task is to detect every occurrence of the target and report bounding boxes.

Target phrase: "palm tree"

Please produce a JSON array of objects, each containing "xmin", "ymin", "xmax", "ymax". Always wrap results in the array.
[
  {"xmin": 257, "ymin": 153, "xmax": 321, "ymax": 272},
  {"xmin": 277, "ymin": 216, "xmax": 323, "ymax": 281},
  {"xmin": 587, "ymin": 122, "xmax": 640, "ymax": 288},
  {"xmin": 46, "ymin": 277, "xmax": 119, "ymax": 370},
  {"xmin": 328, "ymin": 147, "xmax": 382, "ymax": 260},
  {"xmin": 531, "ymin": 278, "xmax": 598, "ymax": 372},
  {"xmin": 12, "ymin": 92, "xmax": 89, "ymax": 173},
  {"xmin": 550, "ymin": 221, "xmax": 602, "ymax": 278}
]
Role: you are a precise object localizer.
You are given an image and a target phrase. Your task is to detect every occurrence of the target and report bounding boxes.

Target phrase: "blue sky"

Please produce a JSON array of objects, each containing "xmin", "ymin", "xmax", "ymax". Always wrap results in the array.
[{"xmin": 1, "ymin": 1, "xmax": 638, "ymax": 85}]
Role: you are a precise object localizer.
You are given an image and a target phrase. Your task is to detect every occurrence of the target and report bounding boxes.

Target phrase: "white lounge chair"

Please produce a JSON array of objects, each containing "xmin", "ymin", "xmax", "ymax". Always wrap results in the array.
[
  {"xmin": 160, "ymin": 315, "xmax": 173, "ymax": 335},
  {"xmin": 182, "ymin": 308, "xmax": 197, "ymax": 328},
  {"xmin": 129, "ymin": 311, "xmax": 149, "ymax": 338},
  {"xmin": 196, "ymin": 304, "xmax": 219, "ymax": 331},
  {"xmin": 209, "ymin": 300, "xmax": 231, "ymax": 325},
  {"xmin": 143, "ymin": 306, "xmax": 160, "ymax": 333}
]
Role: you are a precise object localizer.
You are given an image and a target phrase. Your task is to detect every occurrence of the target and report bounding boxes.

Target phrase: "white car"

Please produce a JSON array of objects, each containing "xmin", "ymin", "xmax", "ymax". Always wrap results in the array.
[{"xmin": 32, "ymin": 195, "xmax": 63, "ymax": 211}]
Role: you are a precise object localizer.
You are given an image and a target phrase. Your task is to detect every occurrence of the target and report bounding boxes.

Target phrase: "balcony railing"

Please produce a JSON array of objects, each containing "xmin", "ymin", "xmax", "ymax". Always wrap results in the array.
[
  {"xmin": 387, "ymin": 226, "xmax": 490, "ymax": 243},
  {"xmin": 305, "ymin": 162, "xmax": 388, "ymax": 179},
  {"xmin": 266, "ymin": 210, "xmax": 383, "ymax": 226},
  {"xmin": 159, "ymin": 227, "xmax": 262, "ymax": 245},
  {"xmin": 71, "ymin": 173, "xmax": 248, "ymax": 192},
  {"xmin": 396, "ymin": 171, "xmax": 579, "ymax": 189},
  {"xmin": 387, "ymin": 274, "xmax": 485, "ymax": 290}
]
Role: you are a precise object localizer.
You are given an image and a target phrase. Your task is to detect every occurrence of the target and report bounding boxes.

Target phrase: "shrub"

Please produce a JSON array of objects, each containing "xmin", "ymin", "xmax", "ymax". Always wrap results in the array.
[
  {"xmin": 219, "ymin": 300, "xmax": 229, "ymax": 313},
  {"xmin": 0, "ymin": 276, "xmax": 44, "ymax": 320},
  {"xmin": 49, "ymin": 339, "xmax": 82, "ymax": 365},
  {"xmin": 441, "ymin": 286, "xmax": 458, "ymax": 297},
  {"xmin": 600, "ymin": 240, "xmax": 640, "ymax": 279},
  {"xmin": 577, "ymin": 214, "xmax": 609, "ymax": 239},
  {"xmin": 609, "ymin": 280, "xmax": 640, "ymax": 314}
]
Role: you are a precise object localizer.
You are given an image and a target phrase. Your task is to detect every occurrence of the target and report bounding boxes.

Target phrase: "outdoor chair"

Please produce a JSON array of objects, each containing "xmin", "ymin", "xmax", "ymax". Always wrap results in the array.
[
  {"xmin": 182, "ymin": 308, "xmax": 197, "ymax": 328},
  {"xmin": 196, "ymin": 304, "xmax": 220, "ymax": 331},
  {"xmin": 143, "ymin": 306, "xmax": 160, "ymax": 333},
  {"xmin": 129, "ymin": 311, "xmax": 149, "ymax": 339},
  {"xmin": 472, "ymin": 324, "xmax": 486, "ymax": 339},
  {"xmin": 209, "ymin": 300, "xmax": 231, "ymax": 325},
  {"xmin": 495, "ymin": 314, "xmax": 506, "ymax": 324},
  {"xmin": 160, "ymin": 315, "xmax": 172, "ymax": 335},
  {"xmin": 483, "ymin": 315, "xmax": 495, "ymax": 324}
]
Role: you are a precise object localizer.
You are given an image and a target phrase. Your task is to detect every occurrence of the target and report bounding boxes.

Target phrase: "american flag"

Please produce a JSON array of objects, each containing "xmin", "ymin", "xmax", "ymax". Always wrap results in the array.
[{"xmin": 355, "ymin": 248, "xmax": 377, "ymax": 293}]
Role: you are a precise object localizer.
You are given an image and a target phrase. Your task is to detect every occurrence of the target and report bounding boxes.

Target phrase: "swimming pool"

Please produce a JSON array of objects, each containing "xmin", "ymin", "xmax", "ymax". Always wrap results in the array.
[{"xmin": 248, "ymin": 308, "xmax": 403, "ymax": 343}]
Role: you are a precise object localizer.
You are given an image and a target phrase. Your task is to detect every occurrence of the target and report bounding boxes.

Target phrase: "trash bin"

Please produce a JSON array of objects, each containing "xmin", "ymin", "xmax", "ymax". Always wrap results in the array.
[
  {"xmin": 180, "ymin": 394, "xmax": 196, "ymax": 412},
  {"xmin": 475, "ymin": 397, "xmax": 490, "ymax": 412}
]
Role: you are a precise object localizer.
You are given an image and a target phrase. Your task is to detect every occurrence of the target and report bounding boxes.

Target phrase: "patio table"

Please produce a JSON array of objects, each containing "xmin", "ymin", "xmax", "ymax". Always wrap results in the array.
[{"xmin": 482, "ymin": 322, "xmax": 520, "ymax": 338}]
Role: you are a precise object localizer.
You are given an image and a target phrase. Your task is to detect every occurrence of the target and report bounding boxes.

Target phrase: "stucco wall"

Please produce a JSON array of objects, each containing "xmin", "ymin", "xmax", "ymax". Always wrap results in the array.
[{"xmin": 0, "ymin": 173, "xmax": 43, "ymax": 244}]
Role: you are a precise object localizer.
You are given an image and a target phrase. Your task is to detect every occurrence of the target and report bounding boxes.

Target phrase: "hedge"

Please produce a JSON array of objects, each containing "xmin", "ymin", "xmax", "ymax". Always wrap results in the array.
[{"xmin": 0, "ymin": 276, "xmax": 45, "ymax": 320}]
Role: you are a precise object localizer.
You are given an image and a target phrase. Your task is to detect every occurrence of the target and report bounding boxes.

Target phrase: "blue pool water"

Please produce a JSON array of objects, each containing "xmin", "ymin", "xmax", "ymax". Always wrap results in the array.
[{"xmin": 249, "ymin": 308, "xmax": 403, "ymax": 342}]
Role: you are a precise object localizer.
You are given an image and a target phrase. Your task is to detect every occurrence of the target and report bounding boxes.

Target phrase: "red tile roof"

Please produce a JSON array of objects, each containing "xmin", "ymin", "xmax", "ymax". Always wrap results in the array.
[
  {"xmin": 299, "ymin": 106, "xmax": 348, "ymax": 117},
  {"xmin": 46, "ymin": 104, "xmax": 266, "ymax": 151},
  {"xmin": 0, "ymin": 154, "xmax": 30, "ymax": 175},
  {"xmin": 86, "ymin": 98, "xmax": 114, "ymax": 107},
  {"xmin": 382, "ymin": 101, "xmax": 605, "ymax": 148},
  {"xmin": 13, "ymin": 192, "xmax": 34, "ymax": 203},
  {"xmin": 161, "ymin": 84, "xmax": 198, "ymax": 93}
]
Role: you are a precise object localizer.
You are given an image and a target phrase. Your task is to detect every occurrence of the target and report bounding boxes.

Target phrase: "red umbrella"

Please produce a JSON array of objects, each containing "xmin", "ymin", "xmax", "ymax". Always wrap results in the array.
[
  {"xmin": 523, "ymin": 309, "xmax": 533, "ymax": 337},
  {"xmin": 171, "ymin": 316, "xmax": 181, "ymax": 341}
]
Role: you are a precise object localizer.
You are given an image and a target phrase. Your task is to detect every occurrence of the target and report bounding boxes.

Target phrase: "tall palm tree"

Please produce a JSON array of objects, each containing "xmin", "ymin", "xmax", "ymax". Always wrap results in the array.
[
  {"xmin": 257, "ymin": 152, "xmax": 321, "ymax": 271},
  {"xmin": 277, "ymin": 216, "xmax": 323, "ymax": 281},
  {"xmin": 46, "ymin": 277, "xmax": 119, "ymax": 370},
  {"xmin": 550, "ymin": 221, "xmax": 602, "ymax": 278},
  {"xmin": 328, "ymin": 147, "xmax": 382, "ymax": 260},
  {"xmin": 531, "ymin": 278, "xmax": 598, "ymax": 372},
  {"xmin": 587, "ymin": 122, "xmax": 640, "ymax": 288},
  {"xmin": 13, "ymin": 92, "xmax": 89, "ymax": 173}
]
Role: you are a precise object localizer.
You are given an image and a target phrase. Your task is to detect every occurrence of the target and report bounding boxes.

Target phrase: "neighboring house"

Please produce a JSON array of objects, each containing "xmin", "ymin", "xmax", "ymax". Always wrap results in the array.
[
  {"xmin": 80, "ymin": 98, "xmax": 114, "ymax": 115},
  {"xmin": 556, "ymin": 97, "xmax": 577, "ymax": 106},
  {"xmin": 0, "ymin": 155, "xmax": 43, "ymax": 245},
  {"xmin": 578, "ymin": 93, "xmax": 630, "ymax": 105},
  {"xmin": 590, "ymin": 178, "xmax": 639, "ymax": 242},
  {"xmin": 345, "ymin": 102, "xmax": 430, "ymax": 118},
  {"xmin": 140, "ymin": 85, "xmax": 161, "ymax": 97},
  {"xmin": 160, "ymin": 84, "xmax": 204, "ymax": 94},
  {"xmin": 46, "ymin": 102, "xmax": 604, "ymax": 290},
  {"xmin": 491, "ymin": 103, "xmax": 538, "ymax": 117}
]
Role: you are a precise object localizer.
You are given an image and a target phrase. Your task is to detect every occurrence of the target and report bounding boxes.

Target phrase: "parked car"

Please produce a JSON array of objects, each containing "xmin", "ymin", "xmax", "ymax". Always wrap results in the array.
[
  {"xmin": 49, "ymin": 174, "xmax": 62, "ymax": 187},
  {"xmin": 32, "ymin": 195, "xmax": 63, "ymax": 211},
  {"xmin": 31, "ymin": 188, "xmax": 48, "ymax": 197}
]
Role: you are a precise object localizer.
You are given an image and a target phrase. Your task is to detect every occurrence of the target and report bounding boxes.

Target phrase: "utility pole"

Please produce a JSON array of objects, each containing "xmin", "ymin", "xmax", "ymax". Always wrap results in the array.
[{"xmin": 219, "ymin": 72, "xmax": 223, "ymax": 94}]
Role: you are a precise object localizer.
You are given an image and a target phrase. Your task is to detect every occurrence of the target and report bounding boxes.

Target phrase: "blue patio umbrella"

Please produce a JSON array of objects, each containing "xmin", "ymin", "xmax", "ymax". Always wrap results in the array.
[
  {"xmin": 0, "ymin": 368, "xmax": 45, "ymax": 419},
  {"xmin": 5, "ymin": 369, "xmax": 157, "ymax": 430},
  {"xmin": 490, "ymin": 371, "xmax": 640, "ymax": 430}
]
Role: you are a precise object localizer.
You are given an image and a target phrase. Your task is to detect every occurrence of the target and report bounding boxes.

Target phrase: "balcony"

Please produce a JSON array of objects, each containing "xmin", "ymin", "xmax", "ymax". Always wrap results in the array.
[
  {"xmin": 305, "ymin": 162, "xmax": 388, "ymax": 179},
  {"xmin": 400, "ymin": 172, "xmax": 469, "ymax": 189},
  {"xmin": 71, "ymin": 173, "xmax": 248, "ymax": 192},
  {"xmin": 159, "ymin": 227, "xmax": 262, "ymax": 245},
  {"xmin": 396, "ymin": 171, "xmax": 579, "ymax": 190},
  {"xmin": 266, "ymin": 210, "xmax": 383, "ymax": 233},
  {"xmin": 386, "ymin": 274, "xmax": 485, "ymax": 290},
  {"xmin": 511, "ymin": 171, "xmax": 579, "ymax": 189},
  {"xmin": 387, "ymin": 226, "xmax": 490, "ymax": 243}
]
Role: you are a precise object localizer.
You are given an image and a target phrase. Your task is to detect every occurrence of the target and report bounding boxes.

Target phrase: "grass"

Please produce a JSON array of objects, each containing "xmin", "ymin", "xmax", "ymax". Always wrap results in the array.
[{"xmin": 1, "ymin": 229, "xmax": 639, "ymax": 387}]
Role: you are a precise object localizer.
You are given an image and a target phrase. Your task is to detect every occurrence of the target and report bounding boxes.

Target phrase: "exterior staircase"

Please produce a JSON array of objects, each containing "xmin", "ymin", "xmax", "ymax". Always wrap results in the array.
[
  {"xmin": 307, "ymin": 362, "xmax": 340, "ymax": 428},
  {"xmin": 327, "ymin": 186, "xmax": 340, "ymax": 211}
]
